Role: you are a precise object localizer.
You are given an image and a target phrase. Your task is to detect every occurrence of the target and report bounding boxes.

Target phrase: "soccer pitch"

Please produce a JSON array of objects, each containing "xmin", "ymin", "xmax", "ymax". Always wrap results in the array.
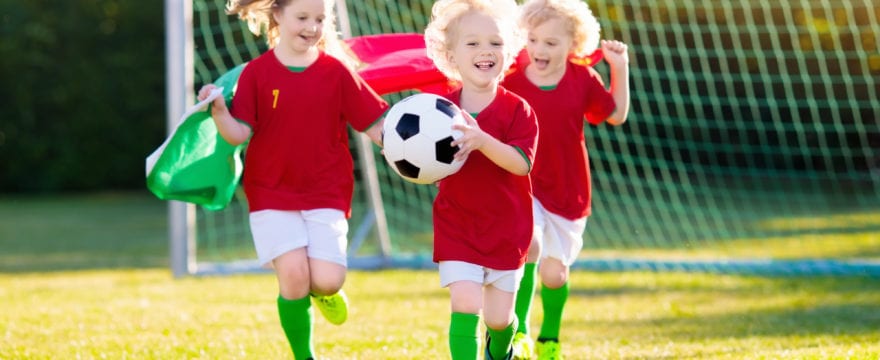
[
  {"xmin": 2, "ymin": 269, "xmax": 879, "ymax": 359},
  {"xmin": 1, "ymin": 192, "xmax": 879, "ymax": 359}
]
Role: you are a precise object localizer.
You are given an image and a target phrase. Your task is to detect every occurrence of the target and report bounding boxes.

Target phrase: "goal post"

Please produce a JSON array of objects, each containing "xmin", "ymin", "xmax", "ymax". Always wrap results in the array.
[
  {"xmin": 337, "ymin": 0, "xmax": 395, "ymax": 267},
  {"xmin": 167, "ymin": 0, "xmax": 880, "ymax": 277},
  {"xmin": 164, "ymin": 0, "xmax": 402, "ymax": 276},
  {"xmin": 164, "ymin": 0, "xmax": 196, "ymax": 278}
]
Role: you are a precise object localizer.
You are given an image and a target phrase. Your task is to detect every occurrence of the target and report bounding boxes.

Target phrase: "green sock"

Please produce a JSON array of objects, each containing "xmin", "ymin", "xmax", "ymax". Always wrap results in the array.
[
  {"xmin": 538, "ymin": 281, "xmax": 569, "ymax": 341},
  {"xmin": 277, "ymin": 295, "xmax": 314, "ymax": 360},
  {"xmin": 487, "ymin": 319, "xmax": 517, "ymax": 360},
  {"xmin": 514, "ymin": 262, "xmax": 537, "ymax": 334},
  {"xmin": 449, "ymin": 312, "xmax": 480, "ymax": 360}
]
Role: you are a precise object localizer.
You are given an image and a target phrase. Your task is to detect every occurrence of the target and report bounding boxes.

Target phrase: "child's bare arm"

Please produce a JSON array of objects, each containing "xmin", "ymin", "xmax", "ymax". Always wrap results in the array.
[
  {"xmin": 601, "ymin": 40, "xmax": 631, "ymax": 126},
  {"xmin": 451, "ymin": 112, "xmax": 530, "ymax": 176},
  {"xmin": 363, "ymin": 119, "xmax": 384, "ymax": 147},
  {"xmin": 197, "ymin": 85, "xmax": 252, "ymax": 145}
]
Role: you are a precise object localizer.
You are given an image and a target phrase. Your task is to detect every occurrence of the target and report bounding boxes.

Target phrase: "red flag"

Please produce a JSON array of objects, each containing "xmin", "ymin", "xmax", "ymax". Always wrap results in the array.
[
  {"xmin": 346, "ymin": 33, "xmax": 604, "ymax": 96},
  {"xmin": 346, "ymin": 33, "xmax": 455, "ymax": 95}
]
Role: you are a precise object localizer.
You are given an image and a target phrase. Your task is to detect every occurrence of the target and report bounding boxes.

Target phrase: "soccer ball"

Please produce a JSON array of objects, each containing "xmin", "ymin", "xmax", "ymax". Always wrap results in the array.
[{"xmin": 382, "ymin": 93, "xmax": 467, "ymax": 184}]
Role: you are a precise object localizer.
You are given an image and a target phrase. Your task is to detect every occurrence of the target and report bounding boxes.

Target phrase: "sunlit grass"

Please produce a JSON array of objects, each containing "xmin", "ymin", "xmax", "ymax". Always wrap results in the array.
[
  {"xmin": 582, "ymin": 208, "xmax": 880, "ymax": 261},
  {"xmin": 759, "ymin": 212, "xmax": 880, "ymax": 231},
  {"xmin": 2, "ymin": 191, "xmax": 879, "ymax": 358},
  {"xmin": 2, "ymin": 270, "xmax": 879, "ymax": 359}
]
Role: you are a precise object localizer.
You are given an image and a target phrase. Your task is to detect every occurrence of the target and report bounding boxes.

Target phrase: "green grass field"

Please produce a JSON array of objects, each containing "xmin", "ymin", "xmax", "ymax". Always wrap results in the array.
[{"xmin": 2, "ymin": 192, "xmax": 879, "ymax": 359}]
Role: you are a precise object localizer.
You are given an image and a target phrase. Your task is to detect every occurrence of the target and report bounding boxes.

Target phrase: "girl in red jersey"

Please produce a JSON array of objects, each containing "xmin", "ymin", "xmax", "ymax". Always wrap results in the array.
[
  {"xmin": 501, "ymin": 0, "xmax": 631, "ymax": 359},
  {"xmin": 196, "ymin": 0, "xmax": 388, "ymax": 359},
  {"xmin": 424, "ymin": 0, "xmax": 539, "ymax": 359}
]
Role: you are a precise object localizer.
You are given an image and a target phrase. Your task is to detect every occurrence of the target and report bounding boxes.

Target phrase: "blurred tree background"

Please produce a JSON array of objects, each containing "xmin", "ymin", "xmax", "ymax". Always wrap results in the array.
[{"xmin": 0, "ymin": 1, "xmax": 165, "ymax": 193}]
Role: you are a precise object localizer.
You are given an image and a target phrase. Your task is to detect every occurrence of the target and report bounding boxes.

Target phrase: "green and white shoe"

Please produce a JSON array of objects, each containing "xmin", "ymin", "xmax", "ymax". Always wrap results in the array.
[
  {"xmin": 311, "ymin": 290, "xmax": 348, "ymax": 325},
  {"xmin": 536, "ymin": 340, "xmax": 562, "ymax": 360},
  {"xmin": 511, "ymin": 332, "xmax": 535, "ymax": 360}
]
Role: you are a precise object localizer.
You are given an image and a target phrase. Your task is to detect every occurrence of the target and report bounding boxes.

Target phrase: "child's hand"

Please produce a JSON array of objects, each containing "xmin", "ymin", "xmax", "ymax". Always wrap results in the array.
[
  {"xmin": 601, "ymin": 40, "xmax": 629, "ymax": 69},
  {"xmin": 197, "ymin": 84, "xmax": 227, "ymax": 113},
  {"xmin": 451, "ymin": 110, "xmax": 485, "ymax": 161}
]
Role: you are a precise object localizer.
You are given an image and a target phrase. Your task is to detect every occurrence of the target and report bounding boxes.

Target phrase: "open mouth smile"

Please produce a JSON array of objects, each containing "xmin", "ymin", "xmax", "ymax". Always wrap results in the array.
[{"xmin": 474, "ymin": 60, "xmax": 495, "ymax": 70}]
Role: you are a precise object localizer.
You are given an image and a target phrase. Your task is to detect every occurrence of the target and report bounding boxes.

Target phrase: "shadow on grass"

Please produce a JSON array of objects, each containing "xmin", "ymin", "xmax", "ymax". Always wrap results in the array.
[{"xmin": 569, "ymin": 275, "xmax": 880, "ymax": 339}]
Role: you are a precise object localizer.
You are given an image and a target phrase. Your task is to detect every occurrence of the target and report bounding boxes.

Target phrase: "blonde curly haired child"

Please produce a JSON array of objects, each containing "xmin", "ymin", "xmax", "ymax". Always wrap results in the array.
[
  {"xmin": 196, "ymin": 0, "xmax": 388, "ymax": 359},
  {"xmin": 501, "ymin": 0, "xmax": 631, "ymax": 359},
  {"xmin": 424, "ymin": 0, "xmax": 539, "ymax": 359}
]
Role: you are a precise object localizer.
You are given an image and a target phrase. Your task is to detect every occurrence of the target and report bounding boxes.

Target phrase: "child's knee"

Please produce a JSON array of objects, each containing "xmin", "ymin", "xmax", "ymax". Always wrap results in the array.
[{"xmin": 540, "ymin": 260, "xmax": 569, "ymax": 288}]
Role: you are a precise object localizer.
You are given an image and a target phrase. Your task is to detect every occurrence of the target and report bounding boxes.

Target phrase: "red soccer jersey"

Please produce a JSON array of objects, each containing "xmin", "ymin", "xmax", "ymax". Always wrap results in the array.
[
  {"xmin": 502, "ymin": 60, "xmax": 616, "ymax": 220},
  {"xmin": 432, "ymin": 87, "xmax": 539, "ymax": 270},
  {"xmin": 230, "ymin": 50, "xmax": 389, "ymax": 215}
]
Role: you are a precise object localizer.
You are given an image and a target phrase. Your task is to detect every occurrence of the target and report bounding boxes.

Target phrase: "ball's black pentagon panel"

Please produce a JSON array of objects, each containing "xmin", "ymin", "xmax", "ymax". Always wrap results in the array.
[
  {"xmin": 394, "ymin": 159, "xmax": 421, "ymax": 179},
  {"xmin": 434, "ymin": 136, "xmax": 458, "ymax": 164},
  {"xmin": 435, "ymin": 97, "xmax": 457, "ymax": 119},
  {"xmin": 395, "ymin": 113, "xmax": 421, "ymax": 140}
]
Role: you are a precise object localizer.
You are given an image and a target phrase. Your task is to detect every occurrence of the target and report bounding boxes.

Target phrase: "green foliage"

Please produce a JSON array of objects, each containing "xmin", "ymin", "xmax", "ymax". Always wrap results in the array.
[{"xmin": 0, "ymin": 1, "xmax": 164, "ymax": 192}]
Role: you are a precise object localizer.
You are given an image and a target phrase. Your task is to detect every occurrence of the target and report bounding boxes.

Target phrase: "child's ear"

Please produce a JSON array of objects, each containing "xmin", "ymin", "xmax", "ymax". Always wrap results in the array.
[{"xmin": 272, "ymin": 7, "xmax": 281, "ymax": 24}]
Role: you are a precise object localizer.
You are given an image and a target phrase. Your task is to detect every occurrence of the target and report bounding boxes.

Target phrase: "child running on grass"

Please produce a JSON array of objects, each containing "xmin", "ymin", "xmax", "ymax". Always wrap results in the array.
[
  {"xmin": 424, "ymin": 0, "xmax": 539, "ymax": 359},
  {"xmin": 196, "ymin": 0, "xmax": 388, "ymax": 359},
  {"xmin": 501, "ymin": 0, "xmax": 631, "ymax": 359}
]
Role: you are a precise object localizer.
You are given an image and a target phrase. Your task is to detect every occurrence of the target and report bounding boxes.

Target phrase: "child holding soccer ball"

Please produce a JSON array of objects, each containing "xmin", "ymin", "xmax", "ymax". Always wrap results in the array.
[
  {"xmin": 424, "ymin": 0, "xmax": 539, "ymax": 359},
  {"xmin": 501, "ymin": 0, "xmax": 631, "ymax": 358},
  {"xmin": 196, "ymin": 0, "xmax": 388, "ymax": 359}
]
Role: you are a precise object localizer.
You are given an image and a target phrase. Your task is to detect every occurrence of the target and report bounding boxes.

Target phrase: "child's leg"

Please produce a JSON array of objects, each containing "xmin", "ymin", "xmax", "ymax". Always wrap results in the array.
[
  {"xmin": 302, "ymin": 209, "xmax": 349, "ymax": 295},
  {"xmin": 277, "ymin": 295, "xmax": 314, "ymax": 360},
  {"xmin": 512, "ymin": 202, "xmax": 545, "ymax": 359},
  {"xmin": 302, "ymin": 209, "xmax": 350, "ymax": 325},
  {"xmin": 307, "ymin": 258, "xmax": 349, "ymax": 325},
  {"xmin": 484, "ymin": 270, "xmax": 522, "ymax": 360},
  {"xmin": 536, "ymin": 213, "xmax": 585, "ymax": 344},
  {"xmin": 538, "ymin": 258, "xmax": 570, "ymax": 342},
  {"xmin": 514, "ymin": 256, "xmax": 540, "ymax": 333},
  {"xmin": 250, "ymin": 210, "xmax": 314, "ymax": 358},
  {"xmin": 448, "ymin": 280, "xmax": 484, "ymax": 359},
  {"xmin": 449, "ymin": 312, "xmax": 481, "ymax": 359},
  {"xmin": 517, "ymin": 198, "xmax": 546, "ymax": 334},
  {"xmin": 274, "ymin": 249, "xmax": 315, "ymax": 359},
  {"xmin": 512, "ymin": 262, "xmax": 537, "ymax": 359}
]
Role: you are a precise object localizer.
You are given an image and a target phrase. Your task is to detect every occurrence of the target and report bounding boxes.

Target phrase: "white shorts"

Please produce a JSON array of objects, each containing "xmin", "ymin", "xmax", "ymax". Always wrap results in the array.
[
  {"xmin": 249, "ymin": 209, "xmax": 348, "ymax": 268},
  {"xmin": 533, "ymin": 198, "xmax": 587, "ymax": 266},
  {"xmin": 438, "ymin": 261, "xmax": 524, "ymax": 293}
]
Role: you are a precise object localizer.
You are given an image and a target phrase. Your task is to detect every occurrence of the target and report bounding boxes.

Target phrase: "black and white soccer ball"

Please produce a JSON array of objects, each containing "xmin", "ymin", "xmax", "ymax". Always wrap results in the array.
[{"xmin": 382, "ymin": 93, "xmax": 467, "ymax": 184}]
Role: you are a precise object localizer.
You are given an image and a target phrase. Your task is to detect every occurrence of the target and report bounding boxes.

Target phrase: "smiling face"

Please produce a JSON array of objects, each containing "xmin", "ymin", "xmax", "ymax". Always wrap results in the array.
[
  {"xmin": 448, "ymin": 11, "xmax": 507, "ymax": 89},
  {"xmin": 525, "ymin": 16, "xmax": 574, "ymax": 79},
  {"xmin": 273, "ymin": 0, "xmax": 327, "ymax": 55}
]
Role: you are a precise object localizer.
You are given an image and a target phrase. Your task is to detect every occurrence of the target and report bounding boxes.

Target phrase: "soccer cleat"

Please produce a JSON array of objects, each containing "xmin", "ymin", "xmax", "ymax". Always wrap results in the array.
[
  {"xmin": 311, "ymin": 290, "xmax": 348, "ymax": 325},
  {"xmin": 511, "ymin": 332, "xmax": 535, "ymax": 360},
  {"xmin": 536, "ymin": 340, "xmax": 562, "ymax": 360}
]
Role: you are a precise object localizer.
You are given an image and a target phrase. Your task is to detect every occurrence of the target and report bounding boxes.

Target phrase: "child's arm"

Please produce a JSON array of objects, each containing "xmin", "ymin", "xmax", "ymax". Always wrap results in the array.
[
  {"xmin": 601, "ymin": 40, "xmax": 631, "ymax": 126},
  {"xmin": 452, "ymin": 112, "xmax": 530, "ymax": 176},
  {"xmin": 197, "ymin": 85, "xmax": 252, "ymax": 146},
  {"xmin": 363, "ymin": 120, "xmax": 384, "ymax": 147}
]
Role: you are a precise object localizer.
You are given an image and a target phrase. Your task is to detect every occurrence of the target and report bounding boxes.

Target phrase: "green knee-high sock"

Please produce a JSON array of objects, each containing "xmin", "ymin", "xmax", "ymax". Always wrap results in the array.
[
  {"xmin": 449, "ymin": 312, "xmax": 480, "ymax": 360},
  {"xmin": 514, "ymin": 262, "xmax": 537, "ymax": 334},
  {"xmin": 538, "ymin": 281, "xmax": 570, "ymax": 341},
  {"xmin": 277, "ymin": 295, "xmax": 314, "ymax": 360},
  {"xmin": 487, "ymin": 318, "xmax": 517, "ymax": 360}
]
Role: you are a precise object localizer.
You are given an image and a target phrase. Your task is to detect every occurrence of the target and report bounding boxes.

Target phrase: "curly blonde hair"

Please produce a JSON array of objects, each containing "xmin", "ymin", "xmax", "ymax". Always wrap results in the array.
[
  {"xmin": 227, "ymin": 0, "xmax": 359, "ymax": 68},
  {"xmin": 424, "ymin": 0, "xmax": 524, "ymax": 81},
  {"xmin": 519, "ymin": 0, "xmax": 601, "ymax": 58}
]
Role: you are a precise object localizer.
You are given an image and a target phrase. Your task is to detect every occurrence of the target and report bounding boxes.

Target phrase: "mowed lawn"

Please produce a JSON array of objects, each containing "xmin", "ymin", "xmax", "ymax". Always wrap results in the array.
[{"xmin": 1, "ymin": 192, "xmax": 879, "ymax": 359}]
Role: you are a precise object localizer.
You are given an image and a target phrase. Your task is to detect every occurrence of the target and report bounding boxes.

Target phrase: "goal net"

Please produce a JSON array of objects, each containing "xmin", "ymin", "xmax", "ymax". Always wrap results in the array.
[{"xmin": 168, "ymin": 0, "xmax": 880, "ymax": 276}]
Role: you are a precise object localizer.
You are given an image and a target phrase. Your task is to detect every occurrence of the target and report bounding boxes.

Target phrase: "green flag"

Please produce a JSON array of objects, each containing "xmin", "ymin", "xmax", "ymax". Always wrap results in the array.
[{"xmin": 146, "ymin": 64, "xmax": 247, "ymax": 211}]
